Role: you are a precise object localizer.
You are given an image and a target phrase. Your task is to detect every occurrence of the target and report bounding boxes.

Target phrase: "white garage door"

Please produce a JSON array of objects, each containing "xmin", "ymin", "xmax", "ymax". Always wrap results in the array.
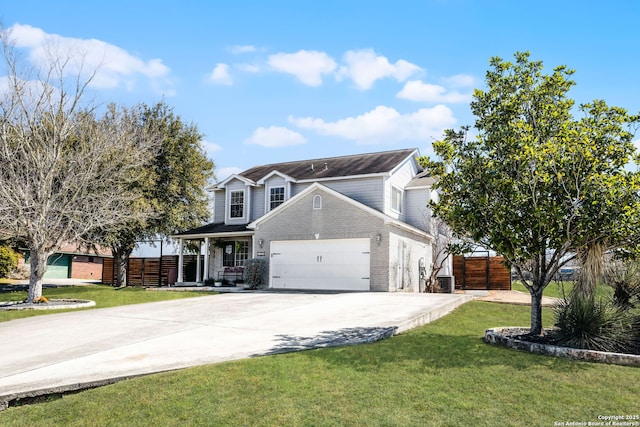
[{"xmin": 270, "ymin": 238, "xmax": 370, "ymax": 291}]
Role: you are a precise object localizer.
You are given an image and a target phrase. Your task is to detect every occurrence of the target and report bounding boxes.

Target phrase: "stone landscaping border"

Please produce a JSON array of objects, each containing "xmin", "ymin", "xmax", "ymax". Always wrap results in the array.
[
  {"xmin": 484, "ymin": 327, "xmax": 640, "ymax": 367},
  {"xmin": 0, "ymin": 299, "xmax": 96, "ymax": 311}
]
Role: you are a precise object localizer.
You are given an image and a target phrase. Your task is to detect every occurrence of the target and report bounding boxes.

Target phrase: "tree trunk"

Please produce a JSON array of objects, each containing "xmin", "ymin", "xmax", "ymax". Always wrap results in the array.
[
  {"xmin": 112, "ymin": 247, "xmax": 133, "ymax": 287},
  {"xmin": 425, "ymin": 265, "xmax": 442, "ymax": 293},
  {"xmin": 28, "ymin": 247, "xmax": 49, "ymax": 303},
  {"xmin": 529, "ymin": 287, "xmax": 544, "ymax": 335}
]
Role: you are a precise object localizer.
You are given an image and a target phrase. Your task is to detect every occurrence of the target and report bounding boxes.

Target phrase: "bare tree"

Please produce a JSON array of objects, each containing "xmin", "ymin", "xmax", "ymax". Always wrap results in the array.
[
  {"xmin": 424, "ymin": 214, "xmax": 471, "ymax": 292},
  {"xmin": 0, "ymin": 28, "xmax": 160, "ymax": 302}
]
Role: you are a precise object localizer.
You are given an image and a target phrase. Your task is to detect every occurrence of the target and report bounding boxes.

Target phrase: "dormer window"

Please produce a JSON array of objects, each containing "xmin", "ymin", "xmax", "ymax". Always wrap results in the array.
[
  {"xmin": 230, "ymin": 190, "xmax": 244, "ymax": 218},
  {"xmin": 269, "ymin": 186, "xmax": 285, "ymax": 210},
  {"xmin": 391, "ymin": 186, "xmax": 404, "ymax": 213}
]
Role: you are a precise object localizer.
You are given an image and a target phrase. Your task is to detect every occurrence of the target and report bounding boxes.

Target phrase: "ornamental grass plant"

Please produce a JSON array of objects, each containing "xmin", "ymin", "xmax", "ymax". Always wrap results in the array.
[{"xmin": 553, "ymin": 293, "xmax": 638, "ymax": 354}]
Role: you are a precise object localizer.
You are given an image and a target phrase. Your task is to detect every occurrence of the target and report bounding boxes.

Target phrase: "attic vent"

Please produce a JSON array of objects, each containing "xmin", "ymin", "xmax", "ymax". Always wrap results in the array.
[
  {"xmin": 311, "ymin": 163, "xmax": 314, "ymax": 171},
  {"xmin": 324, "ymin": 162, "xmax": 328, "ymax": 171}
]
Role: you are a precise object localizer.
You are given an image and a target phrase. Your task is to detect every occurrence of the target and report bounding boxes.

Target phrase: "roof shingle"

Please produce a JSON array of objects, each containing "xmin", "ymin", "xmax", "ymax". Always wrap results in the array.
[{"xmin": 238, "ymin": 148, "xmax": 419, "ymax": 182}]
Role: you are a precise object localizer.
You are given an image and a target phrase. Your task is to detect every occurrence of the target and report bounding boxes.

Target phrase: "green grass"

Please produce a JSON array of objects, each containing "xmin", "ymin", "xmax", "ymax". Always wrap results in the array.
[
  {"xmin": 512, "ymin": 280, "xmax": 613, "ymax": 299},
  {"xmin": 0, "ymin": 284, "xmax": 216, "ymax": 322},
  {"xmin": 1, "ymin": 301, "xmax": 637, "ymax": 426}
]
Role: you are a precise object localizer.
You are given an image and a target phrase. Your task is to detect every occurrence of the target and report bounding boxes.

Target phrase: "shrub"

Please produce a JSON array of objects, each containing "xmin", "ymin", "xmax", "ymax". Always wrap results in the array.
[
  {"xmin": 612, "ymin": 282, "xmax": 640, "ymax": 310},
  {"xmin": 243, "ymin": 258, "xmax": 267, "ymax": 290},
  {"xmin": 554, "ymin": 294, "xmax": 638, "ymax": 354},
  {"xmin": 0, "ymin": 246, "xmax": 19, "ymax": 278},
  {"xmin": 632, "ymin": 315, "xmax": 640, "ymax": 355},
  {"xmin": 602, "ymin": 258, "xmax": 640, "ymax": 310}
]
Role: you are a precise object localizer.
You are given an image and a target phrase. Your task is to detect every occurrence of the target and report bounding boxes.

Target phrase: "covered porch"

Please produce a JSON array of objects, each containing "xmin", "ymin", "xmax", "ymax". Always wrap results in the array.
[{"xmin": 172, "ymin": 223, "xmax": 254, "ymax": 285}]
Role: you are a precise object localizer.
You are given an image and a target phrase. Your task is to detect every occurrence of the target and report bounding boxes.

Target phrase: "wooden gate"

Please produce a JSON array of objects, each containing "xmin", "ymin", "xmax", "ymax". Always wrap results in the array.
[
  {"xmin": 453, "ymin": 253, "xmax": 511, "ymax": 290},
  {"xmin": 103, "ymin": 255, "xmax": 201, "ymax": 286}
]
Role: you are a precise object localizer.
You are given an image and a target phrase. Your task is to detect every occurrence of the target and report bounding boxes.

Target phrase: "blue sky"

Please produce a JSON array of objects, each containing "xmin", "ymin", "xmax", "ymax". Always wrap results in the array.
[{"xmin": 3, "ymin": 0, "xmax": 639, "ymax": 181}]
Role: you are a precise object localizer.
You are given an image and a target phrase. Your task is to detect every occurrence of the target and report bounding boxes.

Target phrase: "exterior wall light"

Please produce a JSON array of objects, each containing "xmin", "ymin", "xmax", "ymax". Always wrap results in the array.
[
  {"xmin": 258, "ymin": 238, "xmax": 264, "ymax": 248},
  {"xmin": 376, "ymin": 234, "xmax": 382, "ymax": 245}
]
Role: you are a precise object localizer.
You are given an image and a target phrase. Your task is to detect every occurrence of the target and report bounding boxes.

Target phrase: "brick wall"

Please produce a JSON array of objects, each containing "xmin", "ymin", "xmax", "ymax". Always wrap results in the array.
[
  {"xmin": 254, "ymin": 187, "xmax": 389, "ymax": 291},
  {"xmin": 70, "ymin": 256, "xmax": 104, "ymax": 280}
]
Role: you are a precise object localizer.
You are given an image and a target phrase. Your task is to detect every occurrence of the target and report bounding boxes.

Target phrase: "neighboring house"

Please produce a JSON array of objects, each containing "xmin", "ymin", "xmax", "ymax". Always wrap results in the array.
[
  {"xmin": 23, "ymin": 243, "xmax": 110, "ymax": 280},
  {"xmin": 173, "ymin": 148, "xmax": 444, "ymax": 292}
]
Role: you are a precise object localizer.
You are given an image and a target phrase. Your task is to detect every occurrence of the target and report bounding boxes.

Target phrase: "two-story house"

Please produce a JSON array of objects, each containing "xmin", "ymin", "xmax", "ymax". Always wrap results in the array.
[{"xmin": 173, "ymin": 148, "xmax": 440, "ymax": 292}]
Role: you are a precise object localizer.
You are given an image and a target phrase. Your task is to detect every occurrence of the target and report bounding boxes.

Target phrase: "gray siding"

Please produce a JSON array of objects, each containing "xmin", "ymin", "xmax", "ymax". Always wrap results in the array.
[
  {"xmin": 291, "ymin": 177, "xmax": 384, "ymax": 212},
  {"xmin": 323, "ymin": 178, "xmax": 385, "ymax": 211},
  {"xmin": 213, "ymin": 189, "xmax": 225, "ymax": 223},
  {"xmin": 405, "ymin": 189, "xmax": 431, "ymax": 231},
  {"xmin": 291, "ymin": 182, "xmax": 312, "ymax": 197},
  {"xmin": 252, "ymin": 187, "xmax": 265, "ymax": 221},
  {"xmin": 385, "ymin": 157, "xmax": 419, "ymax": 219}
]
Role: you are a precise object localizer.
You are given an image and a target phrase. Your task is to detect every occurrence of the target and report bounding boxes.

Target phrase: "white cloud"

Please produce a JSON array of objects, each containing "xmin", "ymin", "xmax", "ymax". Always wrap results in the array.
[
  {"xmin": 216, "ymin": 167, "xmax": 244, "ymax": 181},
  {"xmin": 0, "ymin": 75, "xmax": 57, "ymax": 105},
  {"xmin": 337, "ymin": 49, "xmax": 422, "ymax": 90},
  {"xmin": 230, "ymin": 45, "xmax": 258, "ymax": 54},
  {"xmin": 8, "ymin": 23, "xmax": 172, "ymax": 93},
  {"xmin": 396, "ymin": 80, "xmax": 470, "ymax": 103},
  {"xmin": 234, "ymin": 47, "xmax": 423, "ymax": 91},
  {"xmin": 245, "ymin": 126, "xmax": 307, "ymax": 147},
  {"xmin": 236, "ymin": 63, "xmax": 261, "ymax": 73},
  {"xmin": 289, "ymin": 105, "xmax": 456, "ymax": 145},
  {"xmin": 208, "ymin": 63, "xmax": 233, "ymax": 85},
  {"xmin": 442, "ymin": 74, "xmax": 476, "ymax": 88},
  {"xmin": 268, "ymin": 50, "xmax": 337, "ymax": 86},
  {"xmin": 201, "ymin": 140, "xmax": 223, "ymax": 154},
  {"xmin": 0, "ymin": 76, "xmax": 12, "ymax": 94}
]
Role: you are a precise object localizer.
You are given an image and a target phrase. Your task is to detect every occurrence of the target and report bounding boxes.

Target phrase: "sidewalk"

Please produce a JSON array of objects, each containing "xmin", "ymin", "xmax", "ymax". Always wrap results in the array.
[{"xmin": 470, "ymin": 290, "xmax": 560, "ymax": 307}]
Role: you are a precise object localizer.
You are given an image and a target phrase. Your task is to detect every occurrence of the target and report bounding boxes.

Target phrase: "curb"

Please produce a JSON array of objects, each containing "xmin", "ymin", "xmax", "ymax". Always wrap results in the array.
[
  {"xmin": 0, "ymin": 372, "xmax": 175, "ymax": 411},
  {"xmin": 0, "ymin": 299, "xmax": 96, "ymax": 311},
  {"xmin": 395, "ymin": 294, "xmax": 474, "ymax": 333},
  {"xmin": 484, "ymin": 327, "xmax": 640, "ymax": 367}
]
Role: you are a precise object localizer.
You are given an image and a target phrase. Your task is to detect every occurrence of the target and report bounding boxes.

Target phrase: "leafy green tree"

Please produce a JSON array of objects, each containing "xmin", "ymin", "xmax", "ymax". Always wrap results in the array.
[
  {"xmin": 422, "ymin": 52, "xmax": 640, "ymax": 334},
  {"xmin": 0, "ymin": 246, "xmax": 19, "ymax": 278},
  {"xmin": 97, "ymin": 101, "xmax": 215, "ymax": 286}
]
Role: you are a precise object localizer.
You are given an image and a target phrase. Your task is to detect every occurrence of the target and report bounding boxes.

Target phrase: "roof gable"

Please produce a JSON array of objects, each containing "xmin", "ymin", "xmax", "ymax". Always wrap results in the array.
[
  {"xmin": 256, "ymin": 170, "xmax": 296, "ymax": 185},
  {"xmin": 217, "ymin": 173, "xmax": 255, "ymax": 188}
]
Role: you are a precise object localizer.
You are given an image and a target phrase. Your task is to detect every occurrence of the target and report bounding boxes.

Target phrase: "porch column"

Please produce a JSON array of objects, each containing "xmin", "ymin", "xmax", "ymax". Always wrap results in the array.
[
  {"xmin": 251, "ymin": 234, "xmax": 256, "ymax": 258},
  {"xmin": 203, "ymin": 237, "xmax": 210, "ymax": 281},
  {"xmin": 178, "ymin": 239, "xmax": 185, "ymax": 282},
  {"xmin": 196, "ymin": 240, "xmax": 202, "ymax": 282}
]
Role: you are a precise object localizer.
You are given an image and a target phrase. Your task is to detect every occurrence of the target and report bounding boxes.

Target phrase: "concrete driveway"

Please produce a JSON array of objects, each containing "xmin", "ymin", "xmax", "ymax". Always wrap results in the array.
[{"xmin": 0, "ymin": 292, "xmax": 472, "ymax": 406}]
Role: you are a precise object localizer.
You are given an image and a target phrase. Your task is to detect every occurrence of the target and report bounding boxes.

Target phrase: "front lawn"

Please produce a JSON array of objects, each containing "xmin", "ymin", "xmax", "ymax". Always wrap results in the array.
[
  {"xmin": 0, "ymin": 285, "xmax": 216, "ymax": 322},
  {"xmin": 511, "ymin": 280, "xmax": 613, "ymax": 299},
  {"xmin": 1, "ymin": 301, "xmax": 637, "ymax": 426}
]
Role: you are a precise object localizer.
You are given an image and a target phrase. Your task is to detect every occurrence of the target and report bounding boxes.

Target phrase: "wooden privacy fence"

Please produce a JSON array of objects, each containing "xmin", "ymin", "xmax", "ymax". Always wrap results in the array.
[
  {"xmin": 453, "ymin": 254, "xmax": 511, "ymax": 290},
  {"xmin": 102, "ymin": 255, "xmax": 202, "ymax": 287}
]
